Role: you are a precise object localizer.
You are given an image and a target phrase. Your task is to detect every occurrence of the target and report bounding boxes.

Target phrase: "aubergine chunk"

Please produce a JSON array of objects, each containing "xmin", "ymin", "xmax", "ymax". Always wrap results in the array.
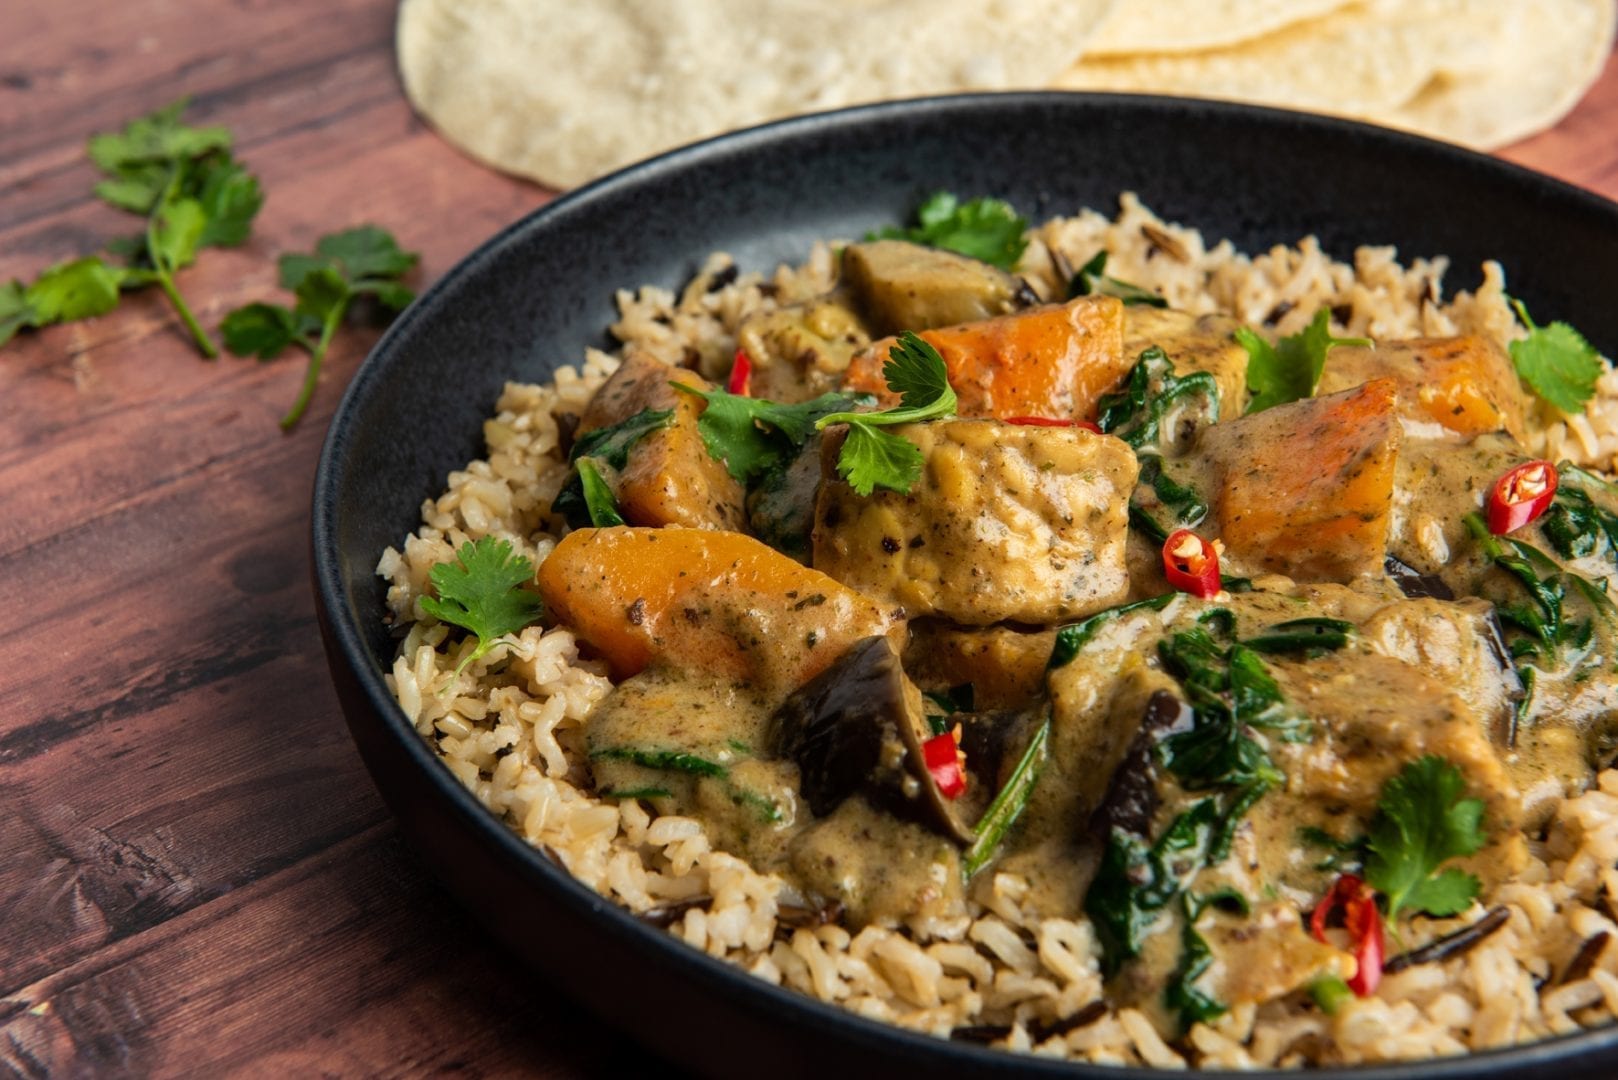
[
  {"xmin": 840, "ymin": 239, "xmax": 1026, "ymax": 338},
  {"xmin": 812, "ymin": 420, "xmax": 1138, "ymax": 625},
  {"xmin": 1122, "ymin": 306, "xmax": 1249, "ymax": 419},
  {"xmin": 903, "ymin": 621, "xmax": 1057, "ymax": 712},
  {"xmin": 1318, "ymin": 335, "xmax": 1527, "ymax": 442},
  {"xmin": 746, "ymin": 432, "xmax": 825, "ymax": 563},
  {"xmin": 735, "ymin": 292, "xmax": 871, "ymax": 403},
  {"xmin": 769, "ymin": 636, "xmax": 975, "ymax": 843},
  {"xmin": 1197, "ymin": 379, "xmax": 1402, "ymax": 583},
  {"xmin": 577, "ymin": 348, "xmax": 746, "ymax": 530}
]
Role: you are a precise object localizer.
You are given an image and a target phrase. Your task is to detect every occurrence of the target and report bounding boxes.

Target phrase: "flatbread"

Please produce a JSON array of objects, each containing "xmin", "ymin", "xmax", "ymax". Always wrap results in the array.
[
  {"xmin": 1056, "ymin": 0, "xmax": 1520, "ymax": 116},
  {"xmin": 397, "ymin": 0, "xmax": 1115, "ymax": 189},
  {"xmin": 1085, "ymin": 0, "xmax": 1353, "ymax": 56},
  {"xmin": 1383, "ymin": 0, "xmax": 1616, "ymax": 148}
]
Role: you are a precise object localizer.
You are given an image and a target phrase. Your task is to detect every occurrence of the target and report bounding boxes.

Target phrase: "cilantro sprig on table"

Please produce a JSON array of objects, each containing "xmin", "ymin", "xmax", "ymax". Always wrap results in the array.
[
  {"xmin": 1364, "ymin": 756, "xmax": 1486, "ymax": 922},
  {"xmin": 222, "ymin": 227, "xmax": 418, "ymax": 429},
  {"xmin": 1237, "ymin": 309, "xmax": 1370, "ymax": 414},
  {"xmin": 1509, "ymin": 298, "xmax": 1604, "ymax": 414},
  {"xmin": 871, "ymin": 191, "xmax": 1028, "ymax": 270},
  {"xmin": 419, "ymin": 537, "xmax": 546, "ymax": 678},
  {"xmin": 0, "ymin": 99, "xmax": 262, "ymax": 354},
  {"xmin": 813, "ymin": 331, "xmax": 959, "ymax": 495}
]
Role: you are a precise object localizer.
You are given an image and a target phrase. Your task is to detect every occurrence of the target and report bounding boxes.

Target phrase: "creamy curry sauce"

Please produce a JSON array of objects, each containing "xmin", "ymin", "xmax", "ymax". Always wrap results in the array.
[{"xmin": 535, "ymin": 238, "xmax": 1618, "ymax": 1031}]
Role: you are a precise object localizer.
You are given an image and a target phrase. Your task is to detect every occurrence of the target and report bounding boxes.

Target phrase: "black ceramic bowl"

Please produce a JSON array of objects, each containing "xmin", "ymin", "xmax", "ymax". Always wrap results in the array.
[{"xmin": 313, "ymin": 93, "xmax": 1618, "ymax": 1079}]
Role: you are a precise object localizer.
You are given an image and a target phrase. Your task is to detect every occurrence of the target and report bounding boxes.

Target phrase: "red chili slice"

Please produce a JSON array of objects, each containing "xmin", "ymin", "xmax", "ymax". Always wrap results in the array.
[
  {"xmin": 1487, "ymin": 460, "xmax": 1557, "ymax": 535},
  {"xmin": 1005, "ymin": 416, "xmax": 1102, "ymax": 433},
  {"xmin": 921, "ymin": 731, "xmax": 967, "ymax": 800},
  {"xmin": 727, "ymin": 348, "xmax": 753, "ymax": 396},
  {"xmin": 1310, "ymin": 873, "xmax": 1385, "ymax": 997},
  {"xmin": 1161, "ymin": 528, "xmax": 1221, "ymax": 598}
]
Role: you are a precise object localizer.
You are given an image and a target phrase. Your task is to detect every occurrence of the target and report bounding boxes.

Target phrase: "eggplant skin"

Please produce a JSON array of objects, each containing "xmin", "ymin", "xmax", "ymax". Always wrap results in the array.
[{"xmin": 769, "ymin": 636, "xmax": 897, "ymax": 817}]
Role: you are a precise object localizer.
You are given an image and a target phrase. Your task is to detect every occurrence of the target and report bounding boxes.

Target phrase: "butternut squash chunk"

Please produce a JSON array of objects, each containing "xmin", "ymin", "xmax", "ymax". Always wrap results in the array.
[
  {"xmin": 1201, "ymin": 379, "xmax": 1401, "ymax": 582},
  {"xmin": 1318, "ymin": 335, "xmax": 1526, "ymax": 442},
  {"xmin": 841, "ymin": 295, "xmax": 1128, "ymax": 421},
  {"xmin": 537, "ymin": 526, "xmax": 898, "ymax": 692},
  {"xmin": 578, "ymin": 349, "xmax": 746, "ymax": 530}
]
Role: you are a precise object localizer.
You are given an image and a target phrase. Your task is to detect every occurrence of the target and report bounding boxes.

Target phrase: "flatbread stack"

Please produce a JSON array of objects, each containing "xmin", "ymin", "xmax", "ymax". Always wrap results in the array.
[{"xmin": 397, "ymin": 0, "xmax": 1617, "ymax": 189}]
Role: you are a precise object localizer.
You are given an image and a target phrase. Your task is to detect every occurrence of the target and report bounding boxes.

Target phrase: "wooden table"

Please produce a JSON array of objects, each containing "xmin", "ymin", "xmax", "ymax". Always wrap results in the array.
[{"xmin": 2, "ymin": 3, "xmax": 1614, "ymax": 1073}]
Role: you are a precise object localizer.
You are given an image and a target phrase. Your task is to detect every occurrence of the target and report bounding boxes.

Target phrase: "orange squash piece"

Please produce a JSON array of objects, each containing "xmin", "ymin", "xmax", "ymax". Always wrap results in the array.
[
  {"xmin": 537, "ymin": 526, "xmax": 898, "ymax": 693},
  {"xmin": 1200, "ymin": 379, "xmax": 1402, "ymax": 583},
  {"xmin": 841, "ymin": 295, "xmax": 1128, "ymax": 421},
  {"xmin": 1317, "ymin": 335, "xmax": 1526, "ymax": 442},
  {"xmin": 577, "ymin": 349, "xmax": 746, "ymax": 531}
]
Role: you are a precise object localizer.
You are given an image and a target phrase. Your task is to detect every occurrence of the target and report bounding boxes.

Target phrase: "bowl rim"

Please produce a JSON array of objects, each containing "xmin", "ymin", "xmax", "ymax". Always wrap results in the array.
[{"xmin": 312, "ymin": 90, "xmax": 1618, "ymax": 1077}]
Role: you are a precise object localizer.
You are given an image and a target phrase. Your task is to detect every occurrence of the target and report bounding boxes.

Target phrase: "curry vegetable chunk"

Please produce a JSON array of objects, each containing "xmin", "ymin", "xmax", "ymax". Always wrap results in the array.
[
  {"xmin": 509, "ymin": 232, "xmax": 1618, "ymax": 1049},
  {"xmin": 813, "ymin": 419, "xmax": 1137, "ymax": 624},
  {"xmin": 843, "ymin": 294, "xmax": 1129, "ymax": 420},
  {"xmin": 577, "ymin": 349, "xmax": 747, "ymax": 530}
]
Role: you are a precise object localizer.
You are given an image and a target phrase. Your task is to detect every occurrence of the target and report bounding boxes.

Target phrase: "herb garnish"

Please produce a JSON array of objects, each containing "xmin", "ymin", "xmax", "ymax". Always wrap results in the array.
[
  {"xmin": 551, "ymin": 407, "xmax": 674, "ymax": 528},
  {"xmin": 1047, "ymin": 594, "xmax": 1177, "ymax": 671},
  {"xmin": 1365, "ymin": 755, "xmax": 1486, "ymax": 922},
  {"xmin": 1, "ymin": 99, "xmax": 263, "ymax": 355},
  {"xmin": 419, "ymin": 537, "xmax": 546, "ymax": 677},
  {"xmin": 961, "ymin": 718, "xmax": 1050, "ymax": 878},
  {"xmin": 1543, "ymin": 464, "xmax": 1618, "ymax": 566},
  {"xmin": 1096, "ymin": 346, "xmax": 1221, "ymax": 451},
  {"xmin": 871, "ymin": 191, "xmax": 1028, "ymax": 271},
  {"xmin": 1238, "ymin": 309, "xmax": 1370, "ymax": 414},
  {"xmin": 1508, "ymin": 298, "xmax": 1603, "ymax": 414},
  {"xmin": 1068, "ymin": 251, "xmax": 1167, "ymax": 307},
  {"xmin": 671, "ymin": 385, "xmax": 859, "ymax": 484},
  {"xmin": 222, "ymin": 226, "xmax": 418, "ymax": 429},
  {"xmin": 814, "ymin": 331, "xmax": 959, "ymax": 495}
]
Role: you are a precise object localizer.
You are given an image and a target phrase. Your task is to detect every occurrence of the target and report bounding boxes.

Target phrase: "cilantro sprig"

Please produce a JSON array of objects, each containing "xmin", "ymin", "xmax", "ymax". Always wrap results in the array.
[
  {"xmin": 1509, "ymin": 298, "xmax": 1603, "ymax": 414},
  {"xmin": 1364, "ymin": 756, "xmax": 1486, "ymax": 922},
  {"xmin": 1, "ymin": 99, "xmax": 262, "ymax": 354},
  {"xmin": 814, "ymin": 332, "xmax": 959, "ymax": 495},
  {"xmin": 419, "ymin": 537, "xmax": 545, "ymax": 677},
  {"xmin": 222, "ymin": 227, "xmax": 418, "ymax": 429},
  {"xmin": 1237, "ymin": 309, "xmax": 1370, "ymax": 414},
  {"xmin": 872, "ymin": 191, "xmax": 1028, "ymax": 270},
  {"xmin": 671, "ymin": 385, "xmax": 859, "ymax": 484}
]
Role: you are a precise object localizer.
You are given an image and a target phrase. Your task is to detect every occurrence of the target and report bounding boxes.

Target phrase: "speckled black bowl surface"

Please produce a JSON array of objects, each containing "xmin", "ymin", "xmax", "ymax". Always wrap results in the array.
[{"xmin": 313, "ymin": 93, "xmax": 1618, "ymax": 1079}]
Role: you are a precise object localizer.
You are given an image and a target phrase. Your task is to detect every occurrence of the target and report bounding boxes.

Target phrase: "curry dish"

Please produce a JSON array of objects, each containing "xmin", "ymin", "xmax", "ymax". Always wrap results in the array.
[{"xmin": 380, "ymin": 200, "xmax": 1618, "ymax": 1065}]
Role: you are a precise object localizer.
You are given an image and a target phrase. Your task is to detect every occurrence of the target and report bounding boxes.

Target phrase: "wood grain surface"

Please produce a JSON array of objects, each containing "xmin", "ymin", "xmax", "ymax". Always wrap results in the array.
[{"xmin": 1, "ymin": 3, "xmax": 1614, "ymax": 1075}]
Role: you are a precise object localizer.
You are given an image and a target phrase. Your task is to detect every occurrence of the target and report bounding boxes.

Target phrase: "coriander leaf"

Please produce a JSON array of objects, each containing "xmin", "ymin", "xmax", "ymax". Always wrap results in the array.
[
  {"xmin": 316, "ymin": 225, "xmax": 419, "ymax": 280},
  {"xmin": 1509, "ymin": 298, "xmax": 1603, "ymax": 414},
  {"xmin": 674, "ymin": 384, "xmax": 858, "ymax": 484},
  {"xmin": 1364, "ymin": 755, "xmax": 1486, "ymax": 922},
  {"xmin": 813, "ymin": 332, "xmax": 958, "ymax": 495},
  {"xmin": 835, "ymin": 423, "xmax": 925, "ymax": 497},
  {"xmin": 293, "ymin": 266, "xmax": 352, "ymax": 323},
  {"xmin": 149, "ymin": 196, "xmax": 208, "ymax": 271},
  {"xmin": 26, "ymin": 257, "xmax": 124, "ymax": 323},
  {"xmin": 87, "ymin": 98, "xmax": 232, "ymax": 174},
  {"xmin": 228, "ymin": 225, "xmax": 418, "ymax": 429},
  {"xmin": 575, "ymin": 457, "xmax": 626, "ymax": 527},
  {"xmin": 882, "ymin": 330, "xmax": 956, "ymax": 413},
  {"xmin": 194, "ymin": 158, "xmax": 264, "ymax": 248},
  {"xmin": 361, "ymin": 280, "xmax": 416, "ymax": 313},
  {"xmin": 419, "ymin": 537, "xmax": 545, "ymax": 676},
  {"xmin": 873, "ymin": 191, "xmax": 1028, "ymax": 270},
  {"xmin": 95, "ymin": 170, "xmax": 171, "ymax": 215},
  {"xmin": 0, "ymin": 280, "xmax": 30, "ymax": 346},
  {"xmin": 1240, "ymin": 309, "xmax": 1370, "ymax": 414},
  {"xmin": 221, "ymin": 302, "xmax": 307, "ymax": 360},
  {"xmin": 1069, "ymin": 251, "xmax": 1167, "ymax": 307}
]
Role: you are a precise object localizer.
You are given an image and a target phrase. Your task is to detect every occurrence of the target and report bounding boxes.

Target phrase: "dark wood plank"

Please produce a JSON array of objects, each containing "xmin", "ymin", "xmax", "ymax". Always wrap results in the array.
[{"xmin": 0, "ymin": 1, "xmax": 1613, "ymax": 1074}]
